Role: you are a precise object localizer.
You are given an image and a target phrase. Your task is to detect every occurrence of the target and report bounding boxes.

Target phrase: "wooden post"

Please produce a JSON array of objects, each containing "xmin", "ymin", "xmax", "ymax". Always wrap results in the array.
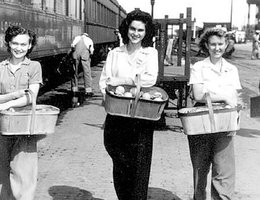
[
  {"xmin": 83, "ymin": 0, "xmax": 87, "ymax": 33},
  {"xmin": 157, "ymin": 22, "xmax": 167, "ymax": 83},
  {"xmin": 185, "ymin": 7, "xmax": 192, "ymax": 79},
  {"xmin": 177, "ymin": 13, "xmax": 184, "ymax": 66}
]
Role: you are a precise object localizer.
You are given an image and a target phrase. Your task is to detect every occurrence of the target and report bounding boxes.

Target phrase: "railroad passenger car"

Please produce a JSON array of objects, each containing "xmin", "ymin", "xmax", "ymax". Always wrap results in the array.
[{"xmin": 0, "ymin": 0, "xmax": 127, "ymax": 86}]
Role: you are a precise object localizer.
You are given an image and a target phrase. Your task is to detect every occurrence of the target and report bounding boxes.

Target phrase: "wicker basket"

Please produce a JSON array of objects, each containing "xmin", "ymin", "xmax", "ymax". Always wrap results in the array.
[
  {"xmin": 0, "ymin": 90, "xmax": 60, "ymax": 135},
  {"xmin": 178, "ymin": 93, "xmax": 242, "ymax": 135},
  {"xmin": 104, "ymin": 78, "xmax": 168, "ymax": 121}
]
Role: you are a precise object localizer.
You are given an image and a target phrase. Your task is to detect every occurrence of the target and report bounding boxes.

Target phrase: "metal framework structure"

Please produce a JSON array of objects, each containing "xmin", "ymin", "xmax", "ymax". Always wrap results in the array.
[{"xmin": 154, "ymin": 7, "xmax": 192, "ymax": 110}]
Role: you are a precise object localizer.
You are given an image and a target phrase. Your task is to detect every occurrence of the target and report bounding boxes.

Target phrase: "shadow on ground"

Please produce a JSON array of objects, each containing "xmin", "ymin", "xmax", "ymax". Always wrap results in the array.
[
  {"xmin": 148, "ymin": 187, "xmax": 190, "ymax": 200},
  {"xmin": 37, "ymin": 87, "xmax": 103, "ymax": 126},
  {"xmin": 237, "ymin": 128, "xmax": 260, "ymax": 138},
  {"xmin": 38, "ymin": 88, "xmax": 86, "ymax": 111},
  {"xmin": 48, "ymin": 185, "xmax": 103, "ymax": 200}
]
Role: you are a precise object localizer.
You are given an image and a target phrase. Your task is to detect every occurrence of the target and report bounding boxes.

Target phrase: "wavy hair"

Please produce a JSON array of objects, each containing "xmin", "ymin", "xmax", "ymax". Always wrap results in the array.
[
  {"xmin": 199, "ymin": 27, "xmax": 227, "ymax": 55},
  {"xmin": 5, "ymin": 25, "xmax": 37, "ymax": 55},
  {"xmin": 119, "ymin": 9, "xmax": 155, "ymax": 47}
]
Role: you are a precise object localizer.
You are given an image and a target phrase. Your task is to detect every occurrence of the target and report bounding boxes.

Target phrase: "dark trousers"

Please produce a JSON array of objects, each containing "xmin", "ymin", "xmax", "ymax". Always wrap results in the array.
[
  {"xmin": 188, "ymin": 133, "xmax": 235, "ymax": 200},
  {"xmin": 104, "ymin": 114, "xmax": 154, "ymax": 200}
]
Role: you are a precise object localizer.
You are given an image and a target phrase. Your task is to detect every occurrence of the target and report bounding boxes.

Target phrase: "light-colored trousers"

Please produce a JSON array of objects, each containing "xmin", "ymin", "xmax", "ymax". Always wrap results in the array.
[
  {"xmin": 188, "ymin": 133, "xmax": 235, "ymax": 200},
  {"xmin": 72, "ymin": 50, "xmax": 92, "ymax": 93},
  {"xmin": 0, "ymin": 135, "xmax": 38, "ymax": 200}
]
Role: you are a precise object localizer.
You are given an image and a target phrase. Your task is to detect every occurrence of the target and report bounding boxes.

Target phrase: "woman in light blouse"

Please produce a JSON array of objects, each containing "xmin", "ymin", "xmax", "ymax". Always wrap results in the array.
[
  {"xmin": 99, "ymin": 9, "xmax": 158, "ymax": 200},
  {"xmin": 188, "ymin": 28, "xmax": 241, "ymax": 200}
]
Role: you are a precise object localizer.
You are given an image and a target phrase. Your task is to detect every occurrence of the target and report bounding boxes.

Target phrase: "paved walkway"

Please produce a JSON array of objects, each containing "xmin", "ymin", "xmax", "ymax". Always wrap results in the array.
[{"xmin": 34, "ymin": 66, "xmax": 260, "ymax": 200}]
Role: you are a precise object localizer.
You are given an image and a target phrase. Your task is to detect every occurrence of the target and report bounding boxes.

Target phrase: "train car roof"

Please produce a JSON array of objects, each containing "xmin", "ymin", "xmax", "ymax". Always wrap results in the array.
[{"xmin": 110, "ymin": 0, "xmax": 127, "ymax": 14}]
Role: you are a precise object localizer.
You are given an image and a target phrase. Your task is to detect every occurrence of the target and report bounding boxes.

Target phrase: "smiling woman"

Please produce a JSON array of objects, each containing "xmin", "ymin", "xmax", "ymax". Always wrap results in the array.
[
  {"xmin": 99, "ymin": 9, "xmax": 158, "ymax": 200},
  {"xmin": 9, "ymin": 35, "xmax": 32, "ymax": 61},
  {"xmin": 0, "ymin": 25, "xmax": 43, "ymax": 200},
  {"xmin": 188, "ymin": 27, "xmax": 242, "ymax": 199},
  {"xmin": 127, "ymin": 21, "xmax": 146, "ymax": 45}
]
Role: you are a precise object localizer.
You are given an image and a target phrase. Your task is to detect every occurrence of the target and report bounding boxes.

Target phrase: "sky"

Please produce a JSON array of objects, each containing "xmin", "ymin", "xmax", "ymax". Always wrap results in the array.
[{"xmin": 117, "ymin": 0, "xmax": 257, "ymax": 29}]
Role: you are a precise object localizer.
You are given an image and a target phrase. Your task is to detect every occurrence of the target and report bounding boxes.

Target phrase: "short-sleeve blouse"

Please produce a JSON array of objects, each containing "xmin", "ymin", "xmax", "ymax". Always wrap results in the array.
[
  {"xmin": 0, "ymin": 57, "xmax": 42, "ymax": 94},
  {"xmin": 189, "ymin": 57, "xmax": 241, "ymax": 92}
]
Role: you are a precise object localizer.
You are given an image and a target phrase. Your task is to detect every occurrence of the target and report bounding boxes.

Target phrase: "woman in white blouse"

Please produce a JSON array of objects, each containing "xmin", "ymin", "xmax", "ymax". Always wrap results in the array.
[
  {"xmin": 99, "ymin": 9, "xmax": 158, "ymax": 200},
  {"xmin": 189, "ymin": 28, "xmax": 241, "ymax": 200}
]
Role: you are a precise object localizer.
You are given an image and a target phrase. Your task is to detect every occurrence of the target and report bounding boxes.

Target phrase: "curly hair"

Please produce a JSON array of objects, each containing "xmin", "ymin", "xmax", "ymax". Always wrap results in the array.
[
  {"xmin": 5, "ymin": 25, "xmax": 37, "ymax": 55},
  {"xmin": 119, "ymin": 9, "xmax": 155, "ymax": 47},
  {"xmin": 199, "ymin": 27, "xmax": 227, "ymax": 55}
]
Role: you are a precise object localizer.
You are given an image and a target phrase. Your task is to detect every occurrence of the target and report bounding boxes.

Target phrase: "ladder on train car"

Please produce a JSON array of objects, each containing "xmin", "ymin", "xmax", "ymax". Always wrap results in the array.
[{"xmin": 154, "ymin": 7, "xmax": 192, "ymax": 110}]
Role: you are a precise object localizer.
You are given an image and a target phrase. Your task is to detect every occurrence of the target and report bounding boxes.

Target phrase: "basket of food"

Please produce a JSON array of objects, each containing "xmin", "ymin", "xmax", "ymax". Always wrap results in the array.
[
  {"xmin": 178, "ymin": 93, "xmax": 242, "ymax": 135},
  {"xmin": 104, "ymin": 75, "xmax": 168, "ymax": 121},
  {"xmin": 0, "ymin": 90, "xmax": 60, "ymax": 135}
]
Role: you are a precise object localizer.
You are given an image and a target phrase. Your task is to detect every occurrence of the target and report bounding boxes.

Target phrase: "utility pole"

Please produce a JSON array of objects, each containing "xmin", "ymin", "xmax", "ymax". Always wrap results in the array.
[
  {"xmin": 151, "ymin": 0, "xmax": 155, "ymax": 18},
  {"xmin": 230, "ymin": 0, "xmax": 233, "ymax": 30}
]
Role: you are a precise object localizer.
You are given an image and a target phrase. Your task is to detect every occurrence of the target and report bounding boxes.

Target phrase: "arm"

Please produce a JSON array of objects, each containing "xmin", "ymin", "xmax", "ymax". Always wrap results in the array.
[
  {"xmin": 89, "ymin": 39, "xmax": 94, "ymax": 55},
  {"xmin": 71, "ymin": 36, "xmax": 80, "ymax": 48},
  {"xmin": 0, "ymin": 83, "xmax": 40, "ymax": 110},
  {"xmin": 192, "ymin": 83, "xmax": 238, "ymax": 107},
  {"xmin": 0, "ymin": 90, "xmax": 25, "ymax": 104}
]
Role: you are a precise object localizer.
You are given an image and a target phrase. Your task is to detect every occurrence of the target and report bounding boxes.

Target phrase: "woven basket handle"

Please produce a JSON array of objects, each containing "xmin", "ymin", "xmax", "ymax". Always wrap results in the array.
[
  {"xmin": 25, "ymin": 89, "xmax": 36, "ymax": 135},
  {"xmin": 205, "ymin": 92, "xmax": 216, "ymax": 133},
  {"xmin": 130, "ymin": 74, "xmax": 141, "ymax": 118}
]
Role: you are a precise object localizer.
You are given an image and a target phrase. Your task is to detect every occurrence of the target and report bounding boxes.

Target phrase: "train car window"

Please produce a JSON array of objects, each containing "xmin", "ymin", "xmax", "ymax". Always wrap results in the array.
[
  {"xmin": 89, "ymin": 0, "xmax": 93, "ymax": 21},
  {"xmin": 112, "ymin": 11, "xmax": 117, "ymax": 27},
  {"xmin": 101, "ymin": 4, "xmax": 104, "ymax": 25},
  {"xmin": 108, "ymin": 9, "xmax": 116, "ymax": 27},
  {"xmin": 76, "ymin": 0, "xmax": 80, "ymax": 19},
  {"xmin": 5, "ymin": 0, "xmax": 22, "ymax": 3},
  {"xmin": 55, "ymin": 0, "xmax": 66, "ymax": 15},
  {"xmin": 97, "ymin": 2, "xmax": 101, "ymax": 23},
  {"xmin": 94, "ymin": 0, "xmax": 97, "ymax": 22},
  {"xmin": 68, "ymin": 1, "xmax": 74, "ymax": 18},
  {"xmin": 21, "ymin": 0, "xmax": 32, "ymax": 5},
  {"xmin": 31, "ymin": 0, "xmax": 42, "ymax": 9},
  {"xmin": 68, "ymin": 0, "xmax": 80, "ymax": 19},
  {"xmin": 102, "ymin": 4, "xmax": 105, "ymax": 24},
  {"xmin": 103, "ymin": 5, "xmax": 106, "ymax": 24},
  {"xmin": 45, "ymin": 0, "xmax": 54, "ymax": 12},
  {"xmin": 80, "ymin": 0, "xmax": 84, "ymax": 20},
  {"xmin": 65, "ymin": 0, "xmax": 69, "ymax": 16}
]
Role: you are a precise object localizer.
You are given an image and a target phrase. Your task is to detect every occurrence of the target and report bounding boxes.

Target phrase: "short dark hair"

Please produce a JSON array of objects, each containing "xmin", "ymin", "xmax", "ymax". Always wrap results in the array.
[
  {"xmin": 119, "ymin": 9, "xmax": 155, "ymax": 47},
  {"xmin": 199, "ymin": 27, "xmax": 227, "ymax": 55},
  {"xmin": 5, "ymin": 25, "xmax": 37, "ymax": 55}
]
